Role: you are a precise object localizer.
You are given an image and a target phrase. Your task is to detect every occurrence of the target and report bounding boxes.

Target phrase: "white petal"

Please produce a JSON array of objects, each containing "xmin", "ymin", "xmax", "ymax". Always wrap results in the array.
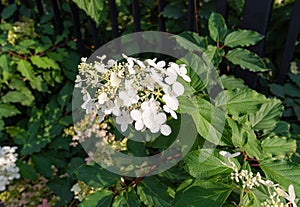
[
  {"xmin": 170, "ymin": 110, "xmax": 178, "ymax": 119},
  {"xmin": 162, "ymin": 95, "xmax": 178, "ymax": 110},
  {"xmin": 163, "ymin": 105, "xmax": 170, "ymax": 113},
  {"xmin": 135, "ymin": 120, "xmax": 144, "ymax": 131},
  {"xmin": 121, "ymin": 123, "xmax": 128, "ymax": 132},
  {"xmin": 288, "ymin": 184, "xmax": 296, "ymax": 200},
  {"xmin": 149, "ymin": 123, "xmax": 160, "ymax": 133},
  {"xmin": 156, "ymin": 113, "xmax": 167, "ymax": 124},
  {"xmin": 141, "ymin": 101, "xmax": 150, "ymax": 111},
  {"xmin": 165, "ymin": 76, "xmax": 177, "ymax": 85},
  {"xmin": 179, "ymin": 66, "xmax": 187, "ymax": 75},
  {"xmin": 182, "ymin": 74, "xmax": 191, "ymax": 82},
  {"xmin": 172, "ymin": 82, "xmax": 184, "ymax": 96},
  {"xmin": 130, "ymin": 109, "xmax": 142, "ymax": 121},
  {"xmin": 157, "ymin": 61, "xmax": 166, "ymax": 68},
  {"xmin": 160, "ymin": 124, "xmax": 171, "ymax": 136}
]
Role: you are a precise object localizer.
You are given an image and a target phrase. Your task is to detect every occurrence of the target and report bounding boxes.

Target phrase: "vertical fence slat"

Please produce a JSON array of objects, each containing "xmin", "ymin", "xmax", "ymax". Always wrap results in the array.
[
  {"xmin": 69, "ymin": 1, "xmax": 86, "ymax": 56},
  {"xmin": 217, "ymin": 0, "xmax": 227, "ymax": 17},
  {"xmin": 109, "ymin": 0, "xmax": 119, "ymax": 38},
  {"xmin": 51, "ymin": 0, "xmax": 63, "ymax": 34},
  {"xmin": 158, "ymin": 0, "xmax": 165, "ymax": 31},
  {"xmin": 277, "ymin": 0, "xmax": 300, "ymax": 84},
  {"xmin": 187, "ymin": 0, "xmax": 195, "ymax": 31},
  {"xmin": 35, "ymin": 0, "xmax": 44, "ymax": 16},
  {"xmin": 90, "ymin": 20, "xmax": 100, "ymax": 49},
  {"xmin": 235, "ymin": 0, "xmax": 274, "ymax": 89},
  {"xmin": 132, "ymin": 0, "xmax": 141, "ymax": 32}
]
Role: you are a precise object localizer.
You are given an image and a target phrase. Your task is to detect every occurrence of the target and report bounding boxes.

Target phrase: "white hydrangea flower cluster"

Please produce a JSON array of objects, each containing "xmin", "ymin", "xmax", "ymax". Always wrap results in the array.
[
  {"xmin": 75, "ymin": 55, "xmax": 191, "ymax": 136},
  {"xmin": 0, "ymin": 146, "xmax": 20, "ymax": 191},
  {"xmin": 219, "ymin": 151, "xmax": 298, "ymax": 207},
  {"xmin": 230, "ymin": 169, "xmax": 262, "ymax": 189},
  {"xmin": 261, "ymin": 192, "xmax": 285, "ymax": 207}
]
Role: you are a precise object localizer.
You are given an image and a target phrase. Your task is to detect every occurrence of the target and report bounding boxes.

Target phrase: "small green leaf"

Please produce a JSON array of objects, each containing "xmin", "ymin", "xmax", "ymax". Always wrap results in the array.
[
  {"xmin": 215, "ymin": 88, "xmax": 269, "ymax": 114},
  {"xmin": 0, "ymin": 55, "xmax": 11, "ymax": 83},
  {"xmin": 137, "ymin": 176, "xmax": 173, "ymax": 207},
  {"xmin": 176, "ymin": 32, "xmax": 207, "ymax": 51},
  {"xmin": 112, "ymin": 188, "xmax": 140, "ymax": 207},
  {"xmin": 226, "ymin": 48, "xmax": 269, "ymax": 72},
  {"xmin": 161, "ymin": 4, "xmax": 184, "ymax": 19},
  {"xmin": 289, "ymin": 73, "xmax": 300, "ymax": 88},
  {"xmin": 0, "ymin": 120, "xmax": 4, "ymax": 131},
  {"xmin": 208, "ymin": 12, "xmax": 227, "ymax": 42},
  {"xmin": 17, "ymin": 60, "xmax": 34, "ymax": 80},
  {"xmin": 242, "ymin": 128, "xmax": 262, "ymax": 159},
  {"xmin": 260, "ymin": 160, "xmax": 300, "ymax": 195},
  {"xmin": 284, "ymin": 83, "xmax": 300, "ymax": 97},
  {"xmin": 262, "ymin": 137, "xmax": 296, "ymax": 156},
  {"xmin": 179, "ymin": 96, "xmax": 227, "ymax": 145},
  {"xmin": 16, "ymin": 160, "xmax": 37, "ymax": 180},
  {"xmin": 31, "ymin": 154, "xmax": 53, "ymax": 178},
  {"xmin": 220, "ymin": 75, "xmax": 246, "ymax": 90},
  {"xmin": 224, "ymin": 30, "xmax": 264, "ymax": 48},
  {"xmin": 2, "ymin": 90, "xmax": 34, "ymax": 106},
  {"xmin": 269, "ymin": 84, "xmax": 285, "ymax": 98},
  {"xmin": 1, "ymin": 3, "xmax": 17, "ymax": 19},
  {"xmin": 173, "ymin": 180, "xmax": 232, "ymax": 207},
  {"xmin": 73, "ymin": 0, "xmax": 107, "ymax": 25},
  {"xmin": 0, "ymin": 103, "xmax": 21, "ymax": 118},
  {"xmin": 30, "ymin": 55, "xmax": 59, "ymax": 69},
  {"xmin": 74, "ymin": 164, "xmax": 120, "ymax": 189},
  {"xmin": 249, "ymin": 100, "xmax": 283, "ymax": 131},
  {"xmin": 184, "ymin": 149, "xmax": 240, "ymax": 179},
  {"xmin": 79, "ymin": 190, "xmax": 113, "ymax": 207},
  {"xmin": 47, "ymin": 177, "xmax": 73, "ymax": 205}
]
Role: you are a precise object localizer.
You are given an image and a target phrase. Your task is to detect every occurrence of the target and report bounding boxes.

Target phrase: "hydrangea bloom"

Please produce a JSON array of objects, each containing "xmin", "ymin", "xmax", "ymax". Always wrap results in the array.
[
  {"xmin": 0, "ymin": 146, "xmax": 20, "ymax": 191},
  {"xmin": 75, "ymin": 55, "xmax": 191, "ymax": 136}
]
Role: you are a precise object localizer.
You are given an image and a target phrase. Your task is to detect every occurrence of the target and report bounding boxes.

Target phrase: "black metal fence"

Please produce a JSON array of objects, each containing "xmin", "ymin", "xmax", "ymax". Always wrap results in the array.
[{"xmin": 1, "ymin": 0, "xmax": 300, "ymax": 87}]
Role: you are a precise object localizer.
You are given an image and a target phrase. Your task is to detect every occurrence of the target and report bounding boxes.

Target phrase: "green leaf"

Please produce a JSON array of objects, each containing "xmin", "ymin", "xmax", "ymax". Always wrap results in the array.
[
  {"xmin": 177, "ymin": 32, "xmax": 207, "ymax": 51},
  {"xmin": 173, "ymin": 180, "xmax": 232, "ymax": 207},
  {"xmin": 260, "ymin": 160, "xmax": 300, "ymax": 195},
  {"xmin": 31, "ymin": 154, "xmax": 53, "ymax": 178},
  {"xmin": 242, "ymin": 128, "xmax": 262, "ymax": 159},
  {"xmin": 0, "ymin": 55, "xmax": 11, "ymax": 83},
  {"xmin": 72, "ymin": 0, "xmax": 106, "ymax": 25},
  {"xmin": 184, "ymin": 149, "xmax": 239, "ymax": 179},
  {"xmin": 47, "ymin": 177, "xmax": 73, "ymax": 205},
  {"xmin": 0, "ymin": 103, "xmax": 21, "ymax": 118},
  {"xmin": 289, "ymin": 73, "xmax": 300, "ymax": 88},
  {"xmin": 161, "ymin": 4, "xmax": 184, "ymax": 19},
  {"xmin": 16, "ymin": 160, "xmax": 37, "ymax": 180},
  {"xmin": 79, "ymin": 190, "xmax": 113, "ymax": 207},
  {"xmin": 17, "ymin": 60, "xmax": 34, "ymax": 80},
  {"xmin": 2, "ymin": 90, "xmax": 34, "ymax": 106},
  {"xmin": 112, "ymin": 188, "xmax": 140, "ymax": 207},
  {"xmin": 262, "ymin": 137, "xmax": 296, "ymax": 156},
  {"xmin": 269, "ymin": 84, "xmax": 285, "ymax": 98},
  {"xmin": 221, "ymin": 75, "xmax": 246, "ymax": 90},
  {"xmin": 224, "ymin": 30, "xmax": 264, "ymax": 48},
  {"xmin": 137, "ymin": 176, "xmax": 173, "ymax": 207},
  {"xmin": 74, "ymin": 164, "xmax": 120, "ymax": 189},
  {"xmin": 215, "ymin": 88, "xmax": 269, "ymax": 114},
  {"xmin": 249, "ymin": 100, "xmax": 283, "ymax": 131},
  {"xmin": 30, "ymin": 55, "xmax": 59, "ymax": 69},
  {"xmin": 226, "ymin": 48, "xmax": 269, "ymax": 72},
  {"xmin": 0, "ymin": 120, "xmax": 4, "ymax": 131},
  {"xmin": 179, "ymin": 96, "xmax": 227, "ymax": 145},
  {"xmin": 1, "ymin": 3, "xmax": 17, "ymax": 19},
  {"xmin": 284, "ymin": 83, "xmax": 300, "ymax": 97},
  {"xmin": 227, "ymin": 118, "xmax": 245, "ymax": 147},
  {"xmin": 208, "ymin": 12, "xmax": 227, "ymax": 42}
]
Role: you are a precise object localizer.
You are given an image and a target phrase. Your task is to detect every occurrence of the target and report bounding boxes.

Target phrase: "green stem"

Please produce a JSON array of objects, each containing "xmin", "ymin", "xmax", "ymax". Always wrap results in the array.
[{"xmin": 238, "ymin": 187, "xmax": 245, "ymax": 207}]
